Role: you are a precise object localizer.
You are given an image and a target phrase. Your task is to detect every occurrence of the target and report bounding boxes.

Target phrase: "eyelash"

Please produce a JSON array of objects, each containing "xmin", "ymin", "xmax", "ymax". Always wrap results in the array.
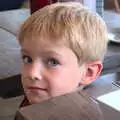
[
  {"xmin": 22, "ymin": 55, "xmax": 33, "ymax": 64},
  {"xmin": 45, "ymin": 58, "xmax": 60, "ymax": 67},
  {"xmin": 22, "ymin": 55, "xmax": 60, "ymax": 67}
]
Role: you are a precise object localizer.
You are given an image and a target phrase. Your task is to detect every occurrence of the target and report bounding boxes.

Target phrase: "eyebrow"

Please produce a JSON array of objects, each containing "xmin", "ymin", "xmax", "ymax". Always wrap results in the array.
[
  {"xmin": 41, "ymin": 50, "xmax": 61, "ymax": 58},
  {"xmin": 21, "ymin": 49, "xmax": 29, "ymax": 53},
  {"xmin": 21, "ymin": 48, "xmax": 62, "ymax": 58}
]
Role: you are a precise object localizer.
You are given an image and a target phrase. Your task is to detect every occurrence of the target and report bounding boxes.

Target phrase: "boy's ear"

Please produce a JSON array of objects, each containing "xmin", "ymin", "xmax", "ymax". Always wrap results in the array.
[{"xmin": 80, "ymin": 60, "xmax": 103, "ymax": 85}]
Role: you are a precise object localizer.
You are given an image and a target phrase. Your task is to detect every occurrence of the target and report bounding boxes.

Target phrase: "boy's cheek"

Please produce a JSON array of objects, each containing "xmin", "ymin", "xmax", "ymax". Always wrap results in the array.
[
  {"xmin": 21, "ymin": 67, "xmax": 29, "ymax": 77},
  {"xmin": 21, "ymin": 71, "xmax": 29, "ymax": 88}
]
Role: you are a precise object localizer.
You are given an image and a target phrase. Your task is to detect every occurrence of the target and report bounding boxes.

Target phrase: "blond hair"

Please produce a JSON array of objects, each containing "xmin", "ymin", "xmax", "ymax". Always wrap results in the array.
[{"xmin": 18, "ymin": 2, "xmax": 108, "ymax": 64}]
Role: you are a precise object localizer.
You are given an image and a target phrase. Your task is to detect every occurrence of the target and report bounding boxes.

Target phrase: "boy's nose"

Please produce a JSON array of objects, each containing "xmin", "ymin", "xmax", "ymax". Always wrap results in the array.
[{"xmin": 28, "ymin": 63, "xmax": 43, "ymax": 81}]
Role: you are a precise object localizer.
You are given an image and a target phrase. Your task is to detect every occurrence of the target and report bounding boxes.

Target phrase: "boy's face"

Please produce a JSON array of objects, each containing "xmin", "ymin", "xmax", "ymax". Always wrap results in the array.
[{"xmin": 21, "ymin": 38, "xmax": 85, "ymax": 104}]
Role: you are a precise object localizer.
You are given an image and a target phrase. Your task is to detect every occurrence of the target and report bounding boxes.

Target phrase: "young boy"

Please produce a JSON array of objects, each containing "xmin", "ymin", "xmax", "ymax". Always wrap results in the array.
[{"xmin": 18, "ymin": 2, "xmax": 108, "ymax": 107}]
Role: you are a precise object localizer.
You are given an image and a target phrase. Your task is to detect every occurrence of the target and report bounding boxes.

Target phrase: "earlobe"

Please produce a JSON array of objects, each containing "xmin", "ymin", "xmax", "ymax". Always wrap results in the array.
[{"xmin": 80, "ymin": 61, "xmax": 103, "ymax": 85}]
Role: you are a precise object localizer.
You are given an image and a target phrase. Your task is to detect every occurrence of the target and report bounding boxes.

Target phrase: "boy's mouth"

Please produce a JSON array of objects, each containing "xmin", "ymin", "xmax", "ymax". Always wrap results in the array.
[{"xmin": 27, "ymin": 86, "xmax": 48, "ymax": 91}]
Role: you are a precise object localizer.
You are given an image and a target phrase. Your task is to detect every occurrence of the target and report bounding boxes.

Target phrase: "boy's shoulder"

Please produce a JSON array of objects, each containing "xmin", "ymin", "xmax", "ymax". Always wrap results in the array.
[{"xmin": 15, "ymin": 91, "xmax": 103, "ymax": 120}]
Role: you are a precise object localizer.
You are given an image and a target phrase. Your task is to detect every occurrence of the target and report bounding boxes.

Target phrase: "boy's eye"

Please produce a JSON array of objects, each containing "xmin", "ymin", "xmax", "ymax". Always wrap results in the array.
[
  {"xmin": 22, "ymin": 55, "xmax": 33, "ymax": 64},
  {"xmin": 47, "ymin": 58, "xmax": 60, "ymax": 67}
]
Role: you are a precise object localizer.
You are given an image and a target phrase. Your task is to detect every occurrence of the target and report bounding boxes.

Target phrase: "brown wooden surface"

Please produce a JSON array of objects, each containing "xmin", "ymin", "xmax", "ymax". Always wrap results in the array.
[
  {"xmin": 114, "ymin": 0, "xmax": 120, "ymax": 13},
  {"xmin": 105, "ymin": 0, "xmax": 120, "ymax": 13}
]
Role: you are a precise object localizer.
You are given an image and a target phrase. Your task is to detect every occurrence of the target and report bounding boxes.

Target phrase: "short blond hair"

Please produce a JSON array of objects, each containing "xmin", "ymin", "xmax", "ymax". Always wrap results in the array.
[{"xmin": 18, "ymin": 2, "xmax": 108, "ymax": 64}]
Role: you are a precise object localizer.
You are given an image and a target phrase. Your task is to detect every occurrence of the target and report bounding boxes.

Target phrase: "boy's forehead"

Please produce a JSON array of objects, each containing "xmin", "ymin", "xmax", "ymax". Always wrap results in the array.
[
  {"xmin": 21, "ymin": 35, "xmax": 69, "ymax": 48},
  {"xmin": 21, "ymin": 37, "xmax": 69, "ymax": 53}
]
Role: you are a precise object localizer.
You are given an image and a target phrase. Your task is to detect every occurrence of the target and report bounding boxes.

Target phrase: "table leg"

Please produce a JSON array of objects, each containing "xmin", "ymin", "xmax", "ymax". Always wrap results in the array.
[{"xmin": 114, "ymin": 0, "xmax": 120, "ymax": 13}]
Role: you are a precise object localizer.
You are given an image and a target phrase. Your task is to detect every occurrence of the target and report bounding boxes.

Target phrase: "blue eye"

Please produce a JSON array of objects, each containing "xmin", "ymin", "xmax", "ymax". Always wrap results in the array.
[
  {"xmin": 47, "ymin": 58, "xmax": 60, "ymax": 67},
  {"xmin": 22, "ymin": 55, "xmax": 32, "ymax": 64}
]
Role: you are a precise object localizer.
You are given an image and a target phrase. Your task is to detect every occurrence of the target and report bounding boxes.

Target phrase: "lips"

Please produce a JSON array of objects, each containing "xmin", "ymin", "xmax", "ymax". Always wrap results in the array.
[{"xmin": 27, "ymin": 86, "xmax": 47, "ymax": 91}]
